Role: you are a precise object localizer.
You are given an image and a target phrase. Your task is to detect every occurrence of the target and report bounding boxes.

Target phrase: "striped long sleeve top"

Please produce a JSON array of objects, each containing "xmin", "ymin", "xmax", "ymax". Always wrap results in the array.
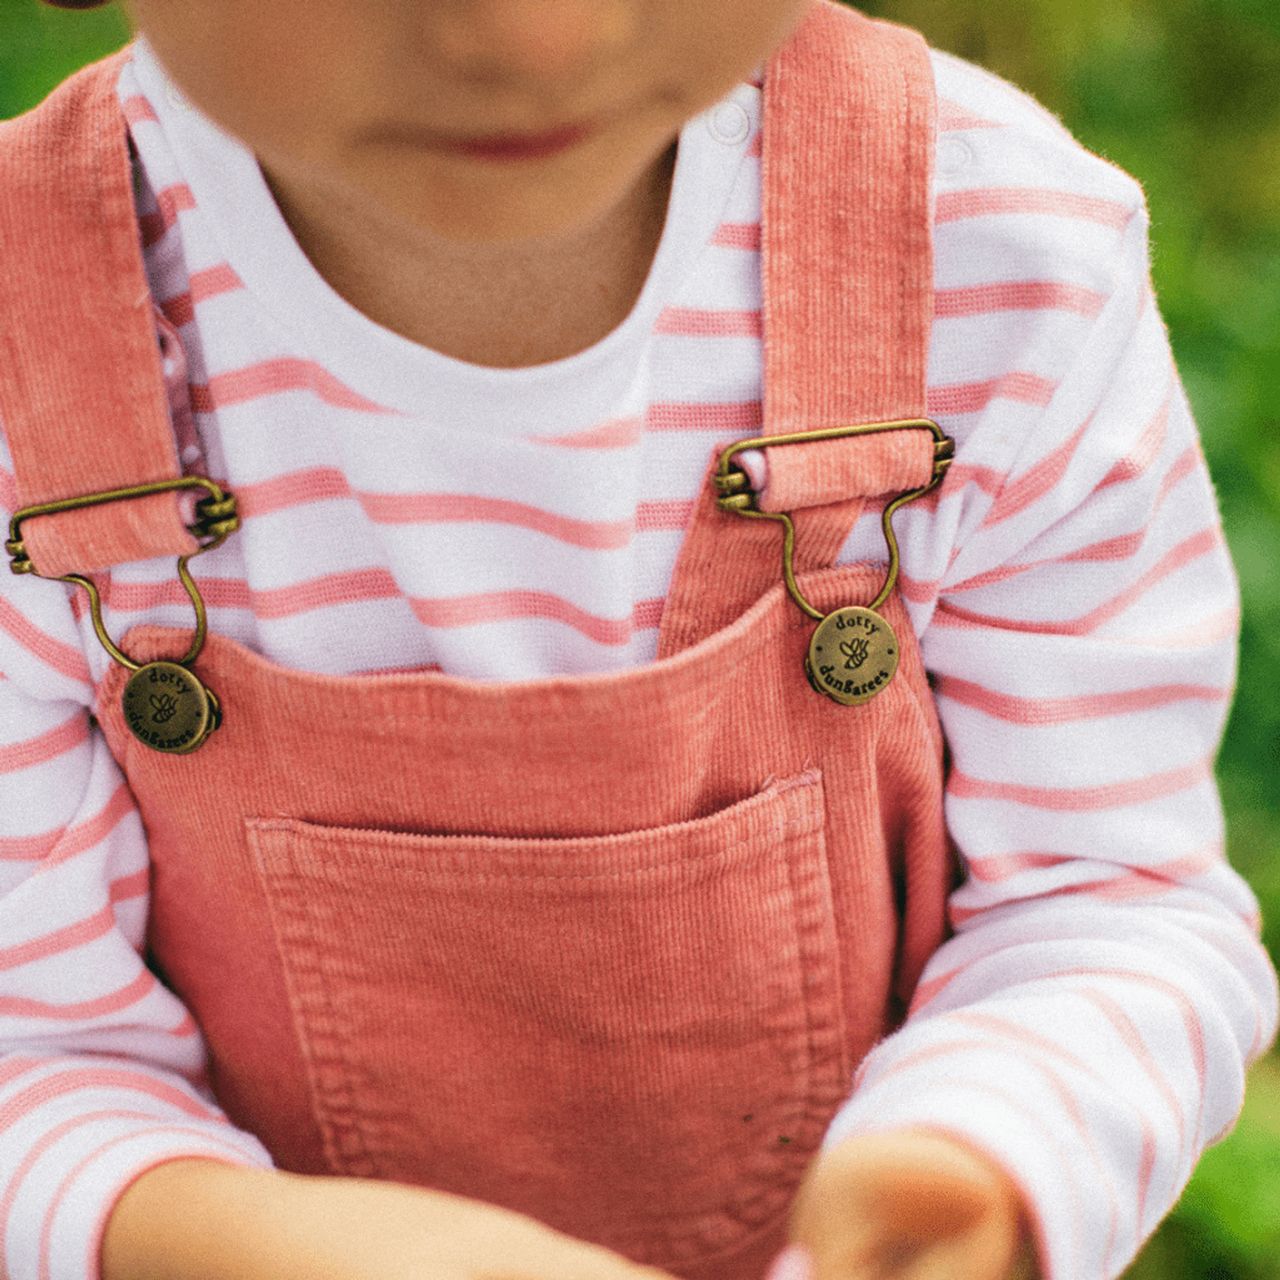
[{"xmin": 1, "ymin": 31, "xmax": 1276, "ymax": 1280}]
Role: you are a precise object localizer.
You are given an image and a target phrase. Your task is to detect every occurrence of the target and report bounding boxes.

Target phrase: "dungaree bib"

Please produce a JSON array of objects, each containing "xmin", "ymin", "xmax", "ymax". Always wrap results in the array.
[{"xmin": 0, "ymin": 3, "xmax": 957, "ymax": 1276}]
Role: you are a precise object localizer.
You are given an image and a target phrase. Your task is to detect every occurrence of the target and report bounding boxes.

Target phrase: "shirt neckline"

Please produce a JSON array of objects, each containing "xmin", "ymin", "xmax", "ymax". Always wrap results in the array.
[{"xmin": 123, "ymin": 35, "xmax": 758, "ymax": 426}]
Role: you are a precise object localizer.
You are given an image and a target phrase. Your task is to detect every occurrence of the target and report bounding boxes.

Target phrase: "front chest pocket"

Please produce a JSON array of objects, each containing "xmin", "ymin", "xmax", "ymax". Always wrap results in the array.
[{"xmin": 244, "ymin": 767, "xmax": 851, "ymax": 1271}]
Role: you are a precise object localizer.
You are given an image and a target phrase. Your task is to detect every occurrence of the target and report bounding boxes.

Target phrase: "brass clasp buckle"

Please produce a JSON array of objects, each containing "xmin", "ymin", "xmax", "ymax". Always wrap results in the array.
[
  {"xmin": 712, "ymin": 418, "xmax": 952, "ymax": 621},
  {"xmin": 7, "ymin": 475, "xmax": 238, "ymax": 672},
  {"xmin": 8, "ymin": 475, "xmax": 240, "ymax": 753},
  {"xmin": 711, "ymin": 418, "xmax": 954, "ymax": 707}
]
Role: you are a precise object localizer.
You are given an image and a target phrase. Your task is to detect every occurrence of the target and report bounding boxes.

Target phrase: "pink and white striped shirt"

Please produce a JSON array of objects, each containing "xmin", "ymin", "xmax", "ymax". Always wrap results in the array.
[{"xmin": 1, "ymin": 32, "xmax": 1276, "ymax": 1280}]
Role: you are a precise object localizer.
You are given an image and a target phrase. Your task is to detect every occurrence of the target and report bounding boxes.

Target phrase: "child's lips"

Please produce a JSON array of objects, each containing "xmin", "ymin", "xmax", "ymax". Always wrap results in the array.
[
  {"xmin": 450, "ymin": 121, "xmax": 597, "ymax": 159},
  {"xmin": 365, "ymin": 117, "xmax": 602, "ymax": 161}
]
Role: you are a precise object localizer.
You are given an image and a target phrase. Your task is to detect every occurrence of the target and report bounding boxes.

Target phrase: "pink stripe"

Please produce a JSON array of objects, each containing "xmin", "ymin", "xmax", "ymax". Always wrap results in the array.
[
  {"xmin": 935, "ymin": 281, "xmax": 1106, "ymax": 319},
  {"xmin": 963, "ymin": 850, "xmax": 1083, "ymax": 883},
  {"xmin": 0, "ymin": 904, "xmax": 115, "ymax": 972},
  {"xmin": 901, "ymin": 463, "xmax": 1187, "ymax": 596},
  {"xmin": 946, "ymin": 1009, "xmax": 1122, "ymax": 1268},
  {"xmin": 913, "ymin": 461, "xmax": 1008, "ymax": 523},
  {"xmin": 0, "ymin": 781, "xmax": 135, "ymax": 864},
  {"xmin": 907, "ymin": 965, "xmax": 963, "ymax": 1014},
  {"xmin": 191, "ymin": 358, "xmax": 393, "ymax": 414},
  {"xmin": 933, "ymin": 674, "xmax": 1228, "ymax": 724},
  {"xmin": 0, "ymin": 712, "xmax": 88, "ymax": 774},
  {"xmin": 646, "ymin": 400, "xmax": 763, "ymax": 433},
  {"xmin": 636, "ymin": 499, "xmax": 693, "ymax": 532},
  {"xmin": 158, "ymin": 264, "xmax": 244, "ymax": 329},
  {"xmin": 0, "ymin": 1106, "xmax": 210, "ymax": 1266},
  {"xmin": 0, "ymin": 1057, "xmax": 44, "ymax": 1090},
  {"xmin": 855, "ymin": 1058, "xmax": 1079, "ymax": 1267},
  {"xmin": 1129, "ymin": 603, "xmax": 1239, "ymax": 651},
  {"xmin": 856, "ymin": 1035, "xmax": 986, "ymax": 1091},
  {"xmin": 963, "ymin": 841, "xmax": 1222, "ymax": 886},
  {"xmin": 231, "ymin": 466, "xmax": 350, "ymax": 517},
  {"xmin": 233, "ymin": 466, "xmax": 688, "ymax": 537},
  {"xmin": 137, "ymin": 182, "xmax": 196, "ymax": 249},
  {"xmin": 951, "ymin": 528, "xmax": 1149, "ymax": 592},
  {"xmin": 157, "ymin": 292, "xmax": 193, "ymax": 330},
  {"xmin": 947, "ymin": 443, "xmax": 1204, "ymax": 591},
  {"xmin": 949, "ymin": 755, "xmax": 1211, "ymax": 811},
  {"xmin": 94, "ymin": 570, "xmax": 645, "ymax": 637},
  {"xmin": 119, "ymin": 94, "xmax": 158, "ymax": 126},
  {"xmin": 911, "ymin": 968, "xmax": 1208, "ymax": 1126},
  {"xmin": 110, "ymin": 868, "xmax": 150, "ymax": 903},
  {"xmin": 710, "ymin": 222, "xmax": 760, "ymax": 251},
  {"xmin": 189, "ymin": 263, "xmax": 244, "ymax": 305},
  {"xmin": 654, "ymin": 307, "xmax": 761, "ymax": 338},
  {"xmin": 1078, "ymin": 986, "xmax": 1187, "ymax": 1166},
  {"xmin": 1135, "ymin": 1128, "xmax": 1157, "ymax": 1231},
  {"xmin": 857, "ymin": 1017, "xmax": 1115, "ymax": 1181},
  {"xmin": 926, "ymin": 372, "xmax": 1057, "ymax": 416},
  {"xmin": 86, "ymin": 574, "xmax": 252, "ymax": 615},
  {"xmin": 253, "ymin": 569, "xmax": 400, "ymax": 620},
  {"xmin": 935, "ymin": 525, "xmax": 1225, "ymax": 635},
  {"xmin": 533, "ymin": 416, "xmax": 643, "ymax": 448},
  {"xmin": 936, "ymin": 187, "xmax": 1136, "ymax": 229},
  {"xmin": 409, "ymin": 589, "xmax": 650, "ymax": 647},
  {"xmin": 360, "ymin": 492, "xmax": 634, "ymax": 550},
  {"xmin": 171, "ymin": 1010, "xmax": 199, "ymax": 1038},
  {"xmin": 634, "ymin": 596, "xmax": 666, "ymax": 630},
  {"xmin": 97, "ymin": 566, "xmax": 680, "ymax": 634},
  {"xmin": 1071, "ymin": 970, "xmax": 1207, "ymax": 1128},
  {"xmin": 0, "ymin": 967, "xmax": 155, "ymax": 1021},
  {"xmin": 895, "ymin": 569, "xmax": 941, "ymax": 604},
  {"xmin": 231, "ymin": 465, "xmax": 691, "ymax": 535},
  {"xmin": 860, "ymin": 1029, "xmax": 1111, "ymax": 1259},
  {"xmin": 1145, "ymin": 446, "xmax": 1200, "ymax": 504},
  {"xmin": 948, "ymin": 864, "xmax": 1214, "ymax": 925},
  {"xmin": 979, "ymin": 416, "xmax": 1091, "ymax": 528},
  {"xmin": 40, "ymin": 1128, "xmax": 254, "ymax": 1280},
  {"xmin": 937, "ymin": 99, "xmax": 1002, "ymax": 132},
  {"xmin": 948, "ymin": 1011, "xmax": 1104, "ymax": 1084},
  {"xmin": 0, "ymin": 595, "xmax": 92, "ymax": 686},
  {"xmin": 1098, "ymin": 393, "xmax": 1172, "ymax": 489}
]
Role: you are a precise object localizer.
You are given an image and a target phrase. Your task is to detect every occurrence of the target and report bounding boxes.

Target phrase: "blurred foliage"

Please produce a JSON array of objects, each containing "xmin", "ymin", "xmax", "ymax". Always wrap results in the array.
[
  {"xmin": 2, "ymin": 1, "xmax": 1278, "ymax": 1277},
  {"xmin": 0, "ymin": 1, "xmax": 130, "ymax": 115}
]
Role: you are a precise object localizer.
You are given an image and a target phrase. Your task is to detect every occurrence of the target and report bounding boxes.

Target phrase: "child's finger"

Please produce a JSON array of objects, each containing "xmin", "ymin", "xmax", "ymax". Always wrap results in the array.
[{"xmin": 764, "ymin": 1244, "xmax": 815, "ymax": 1280}]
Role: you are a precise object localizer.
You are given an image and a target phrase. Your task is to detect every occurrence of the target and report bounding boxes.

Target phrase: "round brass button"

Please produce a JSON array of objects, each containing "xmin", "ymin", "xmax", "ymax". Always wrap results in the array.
[
  {"xmin": 122, "ymin": 660, "xmax": 219, "ymax": 754},
  {"xmin": 805, "ymin": 606, "xmax": 899, "ymax": 706}
]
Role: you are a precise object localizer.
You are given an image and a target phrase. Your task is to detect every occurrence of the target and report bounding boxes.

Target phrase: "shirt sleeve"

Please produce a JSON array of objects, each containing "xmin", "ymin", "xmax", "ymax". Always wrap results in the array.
[
  {"xmin": 820, "ymin": 195, "xmax": 1280, "ymax": 1279},
  {"xmin": 0, "ymin": 448, "xmax": 275, "ymax": 1280}
]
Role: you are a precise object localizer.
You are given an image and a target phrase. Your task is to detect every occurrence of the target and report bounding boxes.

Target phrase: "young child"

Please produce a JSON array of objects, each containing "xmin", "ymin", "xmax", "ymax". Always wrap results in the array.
[{"xmin": 0, "ymin": 2, "xmax": 1275, "ymax": 1280}]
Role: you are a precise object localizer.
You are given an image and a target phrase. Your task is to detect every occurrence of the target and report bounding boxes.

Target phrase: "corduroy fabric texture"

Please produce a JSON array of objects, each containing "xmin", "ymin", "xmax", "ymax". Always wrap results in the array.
[
  {"xmin": 656, "ymin": 0, "xmax": 936, "ymax": 655},
  {"xmin": 0, "ymin": 47, "xmax": 197, "ymax": 578},
  {"xmin": 756, "ymin": 429, "xmax": 937, "ymax": 514},
  {"xmin": 1, "ymin": 3, "xmax": 953, "ymax": 1278}
]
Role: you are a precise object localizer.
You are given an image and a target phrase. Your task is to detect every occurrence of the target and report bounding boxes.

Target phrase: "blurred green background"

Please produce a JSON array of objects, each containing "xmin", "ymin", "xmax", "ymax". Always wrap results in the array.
[{"xmin": 1, "ymin": 1, "xmax": 1276, "ymax": 1276}]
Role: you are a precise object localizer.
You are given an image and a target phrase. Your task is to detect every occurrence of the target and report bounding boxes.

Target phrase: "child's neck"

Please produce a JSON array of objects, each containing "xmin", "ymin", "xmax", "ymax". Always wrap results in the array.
[{"xmin": 260, "ymin": 141, "xmax": 678, "ymax": 370}]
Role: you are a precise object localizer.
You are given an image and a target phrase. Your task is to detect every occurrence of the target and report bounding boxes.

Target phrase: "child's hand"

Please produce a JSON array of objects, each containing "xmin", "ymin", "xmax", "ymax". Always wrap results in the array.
[
  {"xmin": 103, "ymin": 1157, "xmax": 681, "ymax": 1280},
  {"xmin": 775, "ymin": 1128, "xmax": 1041, "ymax": 1280},
  {"xmin": 268, "ymin": 1171, "xmax": 684, "ymax": 1280}
]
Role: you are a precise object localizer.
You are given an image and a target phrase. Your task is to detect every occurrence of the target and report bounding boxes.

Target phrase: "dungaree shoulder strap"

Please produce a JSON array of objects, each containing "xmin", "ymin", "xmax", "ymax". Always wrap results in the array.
[
  {"xmin": 0, "ymin": 45, "xmax": 197, "ymax": 579},
  {"xmin": 656, "ymin": 0, "xmax": 937, "ymax": 658},
  {"xmin": 0, "ymin": 2, "xmax": 937, "ymax": 638}
]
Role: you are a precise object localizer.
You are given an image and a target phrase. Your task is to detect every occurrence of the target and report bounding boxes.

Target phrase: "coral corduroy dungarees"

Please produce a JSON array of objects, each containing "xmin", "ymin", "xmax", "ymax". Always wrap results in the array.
[{"xmin": 0, "ymin": 3, "xmax": 956, "ymax": 1277}]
